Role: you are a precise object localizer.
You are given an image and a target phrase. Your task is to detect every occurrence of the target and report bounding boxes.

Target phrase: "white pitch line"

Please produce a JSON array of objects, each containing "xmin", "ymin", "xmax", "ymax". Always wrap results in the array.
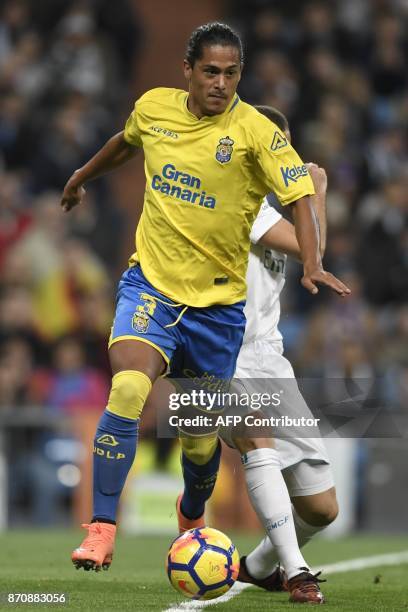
[
  {"xmin": 164, "ymin": 549, "xmax": 408, "ymax": 611},
  {"xmin": 318, "ymin": 549, "xmax": 408, "ymax": 575},
  {"xmin": 164, "ymin": 581, "xmax": 250, "ymax": 611}
]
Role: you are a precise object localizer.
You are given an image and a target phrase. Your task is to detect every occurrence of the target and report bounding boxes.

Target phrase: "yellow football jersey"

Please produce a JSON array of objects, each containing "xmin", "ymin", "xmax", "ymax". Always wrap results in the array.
[{"xmin": 124, "ymin": 87, "xmax": 314, "ymax": 307}]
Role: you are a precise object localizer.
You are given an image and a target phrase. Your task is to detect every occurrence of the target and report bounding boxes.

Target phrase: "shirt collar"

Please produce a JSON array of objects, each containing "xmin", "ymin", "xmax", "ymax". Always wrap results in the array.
[{"xmin": 183, "ymin": 93, "xmax": 240, "ymax": 122}]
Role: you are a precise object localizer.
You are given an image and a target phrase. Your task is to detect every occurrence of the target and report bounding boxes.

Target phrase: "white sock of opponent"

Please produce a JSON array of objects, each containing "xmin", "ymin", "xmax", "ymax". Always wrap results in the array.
[
  {"xmin": 246, "ymin": 503, "xmax": 327, "ymax": 579},
  {"xmin": 242, "ymin": 448, "xmax": 308, "ymax": 580}
]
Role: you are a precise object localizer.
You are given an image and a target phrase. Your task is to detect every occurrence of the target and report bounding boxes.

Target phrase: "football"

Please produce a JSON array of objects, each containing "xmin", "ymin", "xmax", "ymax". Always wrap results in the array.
[{"xmin": 166, "ymin": 527, "xmax": 240, "ymax": 600}]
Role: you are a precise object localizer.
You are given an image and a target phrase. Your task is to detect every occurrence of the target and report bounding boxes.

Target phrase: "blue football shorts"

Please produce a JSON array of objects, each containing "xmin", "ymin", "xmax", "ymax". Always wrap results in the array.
[{"xmin": 109, "ymin": 265, "xmax": 246, "ymax": 381}]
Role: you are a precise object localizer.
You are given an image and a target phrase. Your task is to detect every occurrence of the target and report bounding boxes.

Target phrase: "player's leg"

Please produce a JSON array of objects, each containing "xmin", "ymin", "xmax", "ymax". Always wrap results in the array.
[
  {"xmin": 231, "ymin": 342, "xmax": 327, "ymax": 601},
  {"xmin": 72, "ymin": 266, "xmax": 178, "ymax": 571},
  {"xmin": 244, "ymin": 462, "xmax": 336, "ymax": 578},
  {"xmin": 237, "ymin": 455, "xmax": 333, "ymax": 604},
  {"xmin": 72, "ymin": 340, "xmax": 165, "ymax": 571},
  {"xmin": 177, "ymin": 433, "xmax": 220, "ymax": 530},
  {"xmin": 92, "ymin": 340, "xmax": 165, "ymax": 523},
  {"xmin": 175, "ymin": 301, "xmax": 246, "ymax": 532},
  {"xmin": 230, "ymin": 341, "xmax": 311, "ymax": 580},
  {"xmin": 233, "ymin": 437, "xmax": 311, "ymax": 581}
]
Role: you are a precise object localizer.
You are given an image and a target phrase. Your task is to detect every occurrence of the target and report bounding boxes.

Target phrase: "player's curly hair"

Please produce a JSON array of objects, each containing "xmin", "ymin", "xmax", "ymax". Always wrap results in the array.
[{"xmin": 185, "ymin": 22, "xmax": 244, "ymax": 67}]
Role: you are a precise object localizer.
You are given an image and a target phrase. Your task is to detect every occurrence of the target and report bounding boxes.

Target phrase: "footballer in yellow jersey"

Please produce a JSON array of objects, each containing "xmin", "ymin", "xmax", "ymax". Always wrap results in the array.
[
  {"xmin": 123, "ymin": 87, "xmax": 315, "ymax": 307},
  {"xmin": 61, "ymin": 23, "xmax": 350, "ymax": 582}
]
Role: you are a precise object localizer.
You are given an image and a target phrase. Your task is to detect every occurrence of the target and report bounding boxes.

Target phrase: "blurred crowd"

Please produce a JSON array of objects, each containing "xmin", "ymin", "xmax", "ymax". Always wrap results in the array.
[
  {"xmin": 0, "ymin": 0, "xmax": 143, "ymax": 409},
  {"xmin": 229, "ymin": 0, "xmax": 408, "ymax": 408},
  {"xmin": 0, "ymin": 0, "xmax": 142, "ymax": 523},
  {"xmin": 0, "ymin": 0, "xmax": 407, "ymax": 524}
]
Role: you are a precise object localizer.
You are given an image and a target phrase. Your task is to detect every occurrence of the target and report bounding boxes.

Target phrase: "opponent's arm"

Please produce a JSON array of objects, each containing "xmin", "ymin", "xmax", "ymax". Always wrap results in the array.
[
  {"xmin": 258, "ymin": 218, "xmax": 300, "ymax": 260},
  {"xmin": 61, "ymin": 131, "xmax": 138, "ymax": 212},
  {"xmin": 258, "ymin": 163, "xmax": 328, "ymax": 260}
]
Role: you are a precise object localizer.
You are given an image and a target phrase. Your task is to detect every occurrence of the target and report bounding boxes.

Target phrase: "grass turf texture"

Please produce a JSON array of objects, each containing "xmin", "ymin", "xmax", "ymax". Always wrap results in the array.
[{"xmin": 0, "ymin": 531, "xmax": 407, "ymax": 611}]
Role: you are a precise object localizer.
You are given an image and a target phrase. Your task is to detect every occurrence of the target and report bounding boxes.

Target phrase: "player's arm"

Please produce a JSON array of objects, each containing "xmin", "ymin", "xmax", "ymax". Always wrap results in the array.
[
  {"xmin": 290, "ymin": 195, "xmax": 349, "ymax": 295},
  {"xmin": 61, "ymin": 131, "xmax": 138, "ymax": 212},
  {"xmin": 251, "ymin": 115, "xmax": 349, "ymax": 295},
  {"xmin": 306, "ymin": 163, "xmax": 327, "ymax": 256},
  {"xmin": 258, "ymin": 218, "xmax": 300, "ymax": 260},
  {"xmin": 258, "ymin": 164, "xmax": 327, "ymax": 260}
]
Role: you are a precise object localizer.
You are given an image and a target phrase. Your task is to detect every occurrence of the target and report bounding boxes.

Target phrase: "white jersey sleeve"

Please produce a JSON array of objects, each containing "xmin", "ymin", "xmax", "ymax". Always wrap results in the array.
[
  {"xmin": 244, "ymin": 197, "xmax": 287, "ymax": 345},
  {"xmin": 250, "ymin": 197, "xmax": 282, "ymax": 244}
]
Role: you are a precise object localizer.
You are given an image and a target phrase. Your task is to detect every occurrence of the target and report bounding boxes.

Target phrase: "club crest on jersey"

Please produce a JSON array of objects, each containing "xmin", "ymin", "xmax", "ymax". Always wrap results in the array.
[{"xmin": 215, "ymin": 136, "xmax": 234, "ymax": 164}]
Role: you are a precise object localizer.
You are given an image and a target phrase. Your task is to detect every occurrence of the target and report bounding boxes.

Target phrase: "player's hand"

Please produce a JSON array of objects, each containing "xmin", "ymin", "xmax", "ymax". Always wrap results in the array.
[
  {"xmin": 302, "ymin": 268, "xmax": 351, "ymax": 296},
  {"xmin": 306, "ymin": 163, "xmax": 327, "ymax": 195},
  {"xmin": 61, "ymin": 176, "xmax": 86, "ymax": 212}
]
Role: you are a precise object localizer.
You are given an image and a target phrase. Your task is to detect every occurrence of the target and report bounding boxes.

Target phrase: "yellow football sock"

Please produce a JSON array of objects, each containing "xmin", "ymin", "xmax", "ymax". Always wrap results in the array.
[
  {"xmin": 107, "ymin": 370, "xmax": 152, "ymax": 420},
  {"xmin": 180, "ymin": 434, "xmax": 219, "ymax": 465}
]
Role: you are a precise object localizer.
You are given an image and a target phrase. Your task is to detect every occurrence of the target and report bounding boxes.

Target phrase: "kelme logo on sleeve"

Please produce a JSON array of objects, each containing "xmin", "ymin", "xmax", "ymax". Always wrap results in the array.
[
  {"xmin": 280, "ymin": 164, "xmax": 309, "ymax": 187},
  {"xmin": 271, "ymin": 131, "xmax": 288, "ymax": 151},
  {"xmin": 215, "ymin": 136, "xmax": 234, "ymax": 164},
  {"xmin": 96, "ymin": 435, "xmax": 119, "ymax": 446}
]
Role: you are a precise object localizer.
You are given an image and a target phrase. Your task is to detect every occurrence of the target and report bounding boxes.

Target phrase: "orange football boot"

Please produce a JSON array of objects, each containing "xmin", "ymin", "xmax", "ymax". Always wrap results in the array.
[
  {"xmin": 71, "ymin": 522, "xmax": 116, "ymax": 572},
  {"xmin": 176, "ymin": 494, "xmax": 205, "ymax": 534}
]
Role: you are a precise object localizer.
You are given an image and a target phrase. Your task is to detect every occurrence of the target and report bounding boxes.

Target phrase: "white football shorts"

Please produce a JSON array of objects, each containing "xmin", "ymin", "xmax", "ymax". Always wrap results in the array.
[{"xmin": 221, "ymin": 339, "xmax": 335, "ymax": 496}]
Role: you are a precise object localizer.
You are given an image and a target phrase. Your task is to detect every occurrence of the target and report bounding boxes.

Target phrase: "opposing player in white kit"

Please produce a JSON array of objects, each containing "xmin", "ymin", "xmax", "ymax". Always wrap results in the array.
[{"xmin": 225, "ymin": 106, "xmax": 337, "ymax": 598}]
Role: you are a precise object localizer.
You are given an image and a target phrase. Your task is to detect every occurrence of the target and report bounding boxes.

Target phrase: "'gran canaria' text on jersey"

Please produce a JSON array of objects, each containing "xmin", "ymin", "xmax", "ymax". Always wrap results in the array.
[{"xmin": 151, "ymin": 163, "xmax": 216, "ymax": 209}]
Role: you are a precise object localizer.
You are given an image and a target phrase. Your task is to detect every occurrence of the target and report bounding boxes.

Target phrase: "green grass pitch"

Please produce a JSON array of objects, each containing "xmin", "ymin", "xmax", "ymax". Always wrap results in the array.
[{"xmin": 0, "ymin": 531, "xmax": 407, "ymax": 611}]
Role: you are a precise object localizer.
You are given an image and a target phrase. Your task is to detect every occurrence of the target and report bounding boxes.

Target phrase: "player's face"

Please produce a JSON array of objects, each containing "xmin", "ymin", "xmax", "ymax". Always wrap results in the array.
[{"xmin": 184, "ymin": 45, "xmax": 241, "ymax": 118}]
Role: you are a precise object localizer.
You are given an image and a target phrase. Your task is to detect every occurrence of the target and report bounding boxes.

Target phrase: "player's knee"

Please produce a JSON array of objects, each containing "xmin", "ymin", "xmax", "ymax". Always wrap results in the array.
[
  {"xmin": 321, "ymin": 488, "xmax": 339, "ymax": 524},
  {"xmin": 181, "ymin": 435, "xmax": 219, "ymax": 466},
  {"xmin": 322, "ymin": 495, "xmax": 339, "ymax": 525},
  {"xmin": 309, "ymin": 504, "xmax": 338, "ymax": 526},
  {"xmin": 233, "ymin": 437, "xmax": 274, "ymax": 455},
  {"xmin": 293, "ymin": 488, "xmax": 339, "ymax": 526},
  {"xmin": 107, "ymin": 370, "xmax": 152, "ymax": 420},
  {"xmin": 309, "ymin": 495, "xmax": 339, "ymax": 526}
]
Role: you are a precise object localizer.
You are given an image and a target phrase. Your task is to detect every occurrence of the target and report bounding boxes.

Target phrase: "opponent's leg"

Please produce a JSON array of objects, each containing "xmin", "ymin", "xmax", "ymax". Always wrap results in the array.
[
  {"xmin": 234, "ymin": 438, "xmax": 309, "ymax": 581},
  {"xmin": 72, "ymin": 340, "xmax": 165, "ymax": 571},
  {"xmin": 243, "ymin": 487, "xmax": 336, "ymax": 604},
  {"xmin": 245, "ymin": 470, "xmax": 337, "ymax": 580}
]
